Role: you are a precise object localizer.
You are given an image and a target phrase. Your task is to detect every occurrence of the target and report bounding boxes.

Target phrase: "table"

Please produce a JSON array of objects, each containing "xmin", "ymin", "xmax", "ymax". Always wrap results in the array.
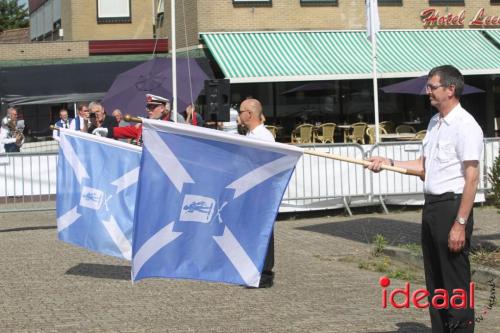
[
  {"xmin": 380, "ymin": 133, "xmax": 418, "ymax": 141},
  {"xmin": 337, "ymin": 125, "xmax": 352, "ymax": 142}
]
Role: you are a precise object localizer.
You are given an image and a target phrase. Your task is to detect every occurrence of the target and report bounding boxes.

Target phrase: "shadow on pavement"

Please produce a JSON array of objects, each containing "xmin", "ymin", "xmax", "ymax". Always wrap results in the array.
[
  {"xmin": 366, "ymin": 321, "xmax": 431, "ymax": 332},
  {"xmin": 297, "ymin": 218, "xmax": 421, "ymax": 246},
  {"xmin": 0, "ymin": 225, "xmax": 56, "ymax": 233},
  {"xmin": 66, "ymin": 263, "xmax": 131, "ymax": 280}
]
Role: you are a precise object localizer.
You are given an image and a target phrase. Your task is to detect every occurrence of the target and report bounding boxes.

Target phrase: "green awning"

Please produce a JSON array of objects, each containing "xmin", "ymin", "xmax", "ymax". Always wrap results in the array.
[
  {"xmin": 200, "ymin": 30, "xmax": 500, "ymax": 83},
  {"xmin": 484, "ymin": 29, "xmax": 500, "ymax": 45}
]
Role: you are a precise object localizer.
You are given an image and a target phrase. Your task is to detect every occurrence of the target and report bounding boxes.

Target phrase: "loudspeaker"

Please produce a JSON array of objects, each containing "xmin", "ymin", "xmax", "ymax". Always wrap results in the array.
[{"xmin": 204, "ymin": 79, "xmax": 230, "ymax": 122}]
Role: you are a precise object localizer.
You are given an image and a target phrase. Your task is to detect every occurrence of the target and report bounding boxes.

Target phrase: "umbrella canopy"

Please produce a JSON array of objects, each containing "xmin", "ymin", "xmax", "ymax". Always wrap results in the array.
[
  {"xmin": 381, "ymin": 76, "xmax": 484, "ymax": 95},
  {"xmin": 101, "ymin": 57, "xmax": 214, "ymax": 117}
]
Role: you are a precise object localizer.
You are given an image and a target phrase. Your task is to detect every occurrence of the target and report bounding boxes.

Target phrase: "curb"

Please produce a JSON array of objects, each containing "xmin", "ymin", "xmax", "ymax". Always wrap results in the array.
[{"xmin": 381, "ymin": 245, "xmax": 500, "ymax": 284}]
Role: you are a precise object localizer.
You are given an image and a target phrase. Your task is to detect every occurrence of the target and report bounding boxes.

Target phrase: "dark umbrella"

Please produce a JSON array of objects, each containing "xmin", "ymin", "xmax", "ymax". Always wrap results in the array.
[
  {"xmin": 381, "ymin": 76, "xmax": 484, "ymax": 95},
  {"xmin": 101, "ymin": 57, "xmax": 214, "ymax": 117}
]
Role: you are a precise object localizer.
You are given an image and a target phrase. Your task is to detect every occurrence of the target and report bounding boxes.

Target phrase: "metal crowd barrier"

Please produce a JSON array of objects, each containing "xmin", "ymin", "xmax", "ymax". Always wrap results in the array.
[
  {"xmin": 0, "ymin": 152, "xmax": 58, "ymax": 212},
  {"xmin": 1, "ymin": 138, "xmax": 499, "ymax": 214}
]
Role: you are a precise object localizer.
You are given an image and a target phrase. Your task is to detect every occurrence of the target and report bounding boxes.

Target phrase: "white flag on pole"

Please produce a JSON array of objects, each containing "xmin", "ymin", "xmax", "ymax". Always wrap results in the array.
[{"xmin": 366, "ymin": 0, "xmax": 380, "ymax": 42}]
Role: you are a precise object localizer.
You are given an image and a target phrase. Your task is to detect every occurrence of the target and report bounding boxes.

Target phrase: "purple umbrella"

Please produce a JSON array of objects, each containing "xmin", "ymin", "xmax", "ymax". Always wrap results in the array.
[
  {"xmin": 101, "ymin": 57, "xmax": 214, "ymax": 117},
  {"xmin": 381, "ymin": 76, "xmax": 484, "ymax": 95}
]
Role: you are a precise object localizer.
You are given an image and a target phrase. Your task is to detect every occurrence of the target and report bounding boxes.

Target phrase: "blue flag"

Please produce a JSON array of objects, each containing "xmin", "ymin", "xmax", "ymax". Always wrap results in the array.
[
  {"xmin": 132, "ymin": 120, "xmax": 302, "ymax": 286},
  {"xmin": 56, "ymin": 129, "xmax": 141, "ymax": 260}
]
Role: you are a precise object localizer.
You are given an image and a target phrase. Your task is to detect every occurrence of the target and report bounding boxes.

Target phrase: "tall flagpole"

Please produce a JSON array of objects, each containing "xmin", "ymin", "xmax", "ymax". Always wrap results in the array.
[
  {"xmin": 367, "ymin": 0, "xmax": 380, "ymax": 143},
  {"xmin": 171, "ymin": 0, "xmax": 177, "ymax": 122}
]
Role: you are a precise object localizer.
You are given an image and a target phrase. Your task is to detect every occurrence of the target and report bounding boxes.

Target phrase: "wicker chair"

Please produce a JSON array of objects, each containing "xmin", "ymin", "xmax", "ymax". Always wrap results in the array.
[
  {"xmin": 395, "ymin": 124, "xmax": 416, "ymax": 134},
  {"xmin": 346, "ymin": 122, "xmax": 367, "ymax": 144},
  {"xmin": 314, "ymin": 123, "xmax": 336, "ymax": 143},
  {"xmin": 291, "ymin": 124, "xmax": 314, "ymax": 144},
  {"xmin": 265, "ymin": 125, "xmax": 278, "ymax": 139},
  {"xmin": 414, "ymin": 130, "xmax": 427, "ymax": 140},
  {"xmin": 366, "ymin": 126, "xmax": 388, "ymax": 144},
  {"xmin": 379, "ymin": 121, "xmax": 395, "ymax": 133}
]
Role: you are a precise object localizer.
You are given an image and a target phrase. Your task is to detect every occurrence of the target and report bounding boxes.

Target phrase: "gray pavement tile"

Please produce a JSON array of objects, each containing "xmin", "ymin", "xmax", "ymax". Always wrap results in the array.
[{"xmin": 0, "ymin": 207, "xmax": 499, "ymax": 332}]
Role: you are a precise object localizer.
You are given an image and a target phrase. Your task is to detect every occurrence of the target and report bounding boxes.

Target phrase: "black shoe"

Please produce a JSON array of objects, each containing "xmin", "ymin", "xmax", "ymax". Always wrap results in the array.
[{"xmin": 258, "ymin": 279, "xmax": 273, "ymax": 288}]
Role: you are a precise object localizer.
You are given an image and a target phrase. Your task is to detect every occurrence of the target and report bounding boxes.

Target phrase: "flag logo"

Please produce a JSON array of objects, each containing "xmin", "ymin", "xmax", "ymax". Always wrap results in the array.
[
  {"xmin": 180, "ymin": 194, "xmax": 215, "ymax": 223},
  {"xmin": 80, "ymin": 186, "xmax": 105, "ymax": 210}
]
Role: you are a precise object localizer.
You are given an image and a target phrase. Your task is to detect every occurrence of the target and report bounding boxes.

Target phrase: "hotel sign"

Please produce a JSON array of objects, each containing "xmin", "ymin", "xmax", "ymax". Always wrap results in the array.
[{"xmin": 420, "ymin": 8, "xmax": 499, "ymax": 27}]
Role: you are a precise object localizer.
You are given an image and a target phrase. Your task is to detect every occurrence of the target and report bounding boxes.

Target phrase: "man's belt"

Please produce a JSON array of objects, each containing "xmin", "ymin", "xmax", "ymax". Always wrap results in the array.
[{"xmin": 424, "ymin": 192, "xmax": 461, "ymax": 204}]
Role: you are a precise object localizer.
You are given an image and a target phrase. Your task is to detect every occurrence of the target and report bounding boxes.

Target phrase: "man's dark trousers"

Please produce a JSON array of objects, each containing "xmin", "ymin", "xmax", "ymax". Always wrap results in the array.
[
  {"xmin": 422, "ymin": 193, "xmax": 474, "ymax": 333},
  {"xmin": 260, "ymin": 230, "xmax": 274, "ymax": 287}
]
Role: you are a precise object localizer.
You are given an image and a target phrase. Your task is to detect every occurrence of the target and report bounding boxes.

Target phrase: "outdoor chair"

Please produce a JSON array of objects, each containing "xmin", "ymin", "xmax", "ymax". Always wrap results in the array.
[
  {"xmin": 265, "ymin": 125, "xmax": 278, "ymax": 139},
  {"xmin": 379, "ymin": 121, "xmax": 395, "ymax": 133},
  {"xmin": 366, "ymin": 126, "xmax": 388, "ymax": 144},
  {"xmin": 346, "ymin": 122, "xmax": 367, "ymax": 144},
  {"xmin": 395, "ymin": 124, "xmax": 416, "ymax": 134},
  {"xmin": 314, "ymin": 123, "xmax": 336, "ymax": 143},
  {"xmin": 414, "ymin": 130, "xmax": 427, "ymax": 140},
  {"xmin": 291, "ymin": 124, "xmax": 314, "ymax": 144}
]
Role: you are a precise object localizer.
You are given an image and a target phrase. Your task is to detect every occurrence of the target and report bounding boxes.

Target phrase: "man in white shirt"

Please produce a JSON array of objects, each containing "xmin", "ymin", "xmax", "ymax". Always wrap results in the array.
[
  {"xmin": 239, "ymin": 98, "xmax": 275, "ymax": 288},
  {"xmin": 1, "ymin": 107, "xmax": 24, "ymax": 153},
  {"xmin": 368, "ymin": 65, "xmax": 482, "ymax": 332}
]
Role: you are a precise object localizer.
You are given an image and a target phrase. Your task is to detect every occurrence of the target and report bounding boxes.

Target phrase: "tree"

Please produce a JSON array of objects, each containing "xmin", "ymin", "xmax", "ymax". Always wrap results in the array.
[{"xmin": 0, "ymin": 0, "xmax": 29, "ymax": 32}]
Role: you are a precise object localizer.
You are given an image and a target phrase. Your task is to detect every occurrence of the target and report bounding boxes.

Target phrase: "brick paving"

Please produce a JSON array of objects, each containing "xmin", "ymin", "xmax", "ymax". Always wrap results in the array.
[{"xmin": 0, "ymin": 207, "xmax": 498, "ymax": 332}]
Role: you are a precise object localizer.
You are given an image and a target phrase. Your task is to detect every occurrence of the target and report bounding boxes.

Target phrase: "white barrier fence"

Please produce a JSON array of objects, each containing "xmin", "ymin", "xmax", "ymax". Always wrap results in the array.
[{"xmin": 1, "ymin": 139, "xmax": 499, "ymax": 213}]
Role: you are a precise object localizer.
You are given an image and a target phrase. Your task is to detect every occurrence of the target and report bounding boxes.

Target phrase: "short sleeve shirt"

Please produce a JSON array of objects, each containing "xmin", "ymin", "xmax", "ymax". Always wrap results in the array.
[
  {"xmin": 246, "ymin": 124, "xmax": 275, "ymax": 142},
  {"xmin": 422, "ymin": 103, "xmax": 483, "ymax": 195}
]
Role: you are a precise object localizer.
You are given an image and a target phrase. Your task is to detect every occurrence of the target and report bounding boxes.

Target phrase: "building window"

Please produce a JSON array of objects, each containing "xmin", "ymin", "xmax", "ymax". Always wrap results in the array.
[
  {"xmin": 300, "ymin": 0, "xmax": 337, "ymax": 6},
  {"xmin": 97, "ymin": 0, "xmax": 131, "ymax": 24},
  {"xmin": 233, "ymin": 0, "xmax": 272, "ymax": 6},
  {"xmin": 491, "ymin": 0, "xmax": 500, "ymax": 4},
  {"xmin": 379, "ymin": 0, "xmax": 403, "ymax": 5},
  {"xmin": 429, "ymin": 0, "xmax": 465, "ymax": 5}
]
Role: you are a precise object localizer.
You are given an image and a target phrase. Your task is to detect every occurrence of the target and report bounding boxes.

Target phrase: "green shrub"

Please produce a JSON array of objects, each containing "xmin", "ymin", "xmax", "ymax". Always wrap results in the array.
[{"xmin": 488, "ymin": 154, "xmax": 500, "ymax": 207}]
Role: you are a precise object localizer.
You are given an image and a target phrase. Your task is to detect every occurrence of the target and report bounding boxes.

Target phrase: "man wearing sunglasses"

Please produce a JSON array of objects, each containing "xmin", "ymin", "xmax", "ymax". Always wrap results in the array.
[
  {"xmin": 92, "ymin": 94, "xmax": 184, "ymax": 145},
  {"xmin": 367, "ymin": 65, "xmax": 483, "ymax": 332}
]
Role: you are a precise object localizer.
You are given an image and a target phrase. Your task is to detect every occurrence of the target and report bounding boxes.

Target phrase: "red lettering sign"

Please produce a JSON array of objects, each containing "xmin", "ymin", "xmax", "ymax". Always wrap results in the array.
[
  {"xmin": 469, "ymin": 8, "xmax": 500, "ymax": 27},
  {"xmin": 420, "ymin": 9, "xmax": 465, "ymax": 27}
]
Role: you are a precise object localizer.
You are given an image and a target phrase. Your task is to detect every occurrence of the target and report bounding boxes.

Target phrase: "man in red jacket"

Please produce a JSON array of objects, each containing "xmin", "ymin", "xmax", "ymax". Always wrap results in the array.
[{"xmin": 93, "ymin": 94, "xmax": 184, "ymax": 144}]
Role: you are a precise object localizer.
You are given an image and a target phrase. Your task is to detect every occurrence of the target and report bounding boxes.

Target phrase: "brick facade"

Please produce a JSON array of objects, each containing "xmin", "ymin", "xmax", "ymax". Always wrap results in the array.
[
  {"xmin": 61, "ymin": 0, "xmax": 154, "ymax": 41},
  {"xmin": 0, "ymin": 41, "xmax": 88, "ymax": 61},
  {"xmin": 159, "ymin": 0, "xmax": 499, "ymax": 48}
]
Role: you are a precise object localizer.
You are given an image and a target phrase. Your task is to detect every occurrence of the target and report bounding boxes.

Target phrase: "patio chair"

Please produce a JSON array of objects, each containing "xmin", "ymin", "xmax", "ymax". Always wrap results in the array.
[
  {"xmin": 314, "ymin": 123, "xmax": 336, "ymax": 143},
  {"xmin": 414, "ymin": 130, "xmax": 427, "ymax": 140},
  {"xmin": 379, "ymin": 121, "xmax": 395, "ymax": 133},
  {"xmin": 291, "ymin": 124, "xmax": 314, "ymax": 144},
  {"xmin": 265, "ymin": 125, "xmax": 278, "ymax": 139},
  {"xmin": 346, "ymin": 122, "xmax": 367, "ymax": 144},
  {"xmin": 366, "ymin": 126, "xmax": 388, "ymax": 144},
  {"xmin": 395, "ymin": 124, "xmax": 416, "ymax": 134}
]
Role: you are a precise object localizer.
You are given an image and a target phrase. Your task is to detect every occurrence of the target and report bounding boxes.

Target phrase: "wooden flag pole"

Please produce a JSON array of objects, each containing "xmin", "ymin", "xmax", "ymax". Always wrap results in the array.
[
  {"xmin": 122, "ymin": 114, "xmax": 423, "ymax": 178},
  {"xmin": 303, "ymin": 149, "xmax": 423, "ymax": 178}
]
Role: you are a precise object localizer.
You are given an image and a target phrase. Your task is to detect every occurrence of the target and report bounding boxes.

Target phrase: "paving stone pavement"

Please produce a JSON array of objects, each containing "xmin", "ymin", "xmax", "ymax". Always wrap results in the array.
[{"xmin": 0, "ymin": 206, "xmax": 498, "ymax": 333}]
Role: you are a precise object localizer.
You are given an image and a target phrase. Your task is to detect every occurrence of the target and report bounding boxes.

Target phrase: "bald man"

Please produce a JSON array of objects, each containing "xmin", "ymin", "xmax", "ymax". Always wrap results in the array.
[
  {"xmin": 239, "ymin": 98, "xmax": 274, "ymax": 142},
  {"xmin": 239, "ymin": 98, "xmax": 275, "ymax": 288}
]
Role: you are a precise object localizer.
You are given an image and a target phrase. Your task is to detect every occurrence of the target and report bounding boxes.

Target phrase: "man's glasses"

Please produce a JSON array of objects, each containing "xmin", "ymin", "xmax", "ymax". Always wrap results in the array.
[
  {"xmin": 426, "ymin": 83, "xmax": 447, "ymax": 91},
  {"xmin": 238, "ymin": 109, "xmax": 250, "ymax": 115}
]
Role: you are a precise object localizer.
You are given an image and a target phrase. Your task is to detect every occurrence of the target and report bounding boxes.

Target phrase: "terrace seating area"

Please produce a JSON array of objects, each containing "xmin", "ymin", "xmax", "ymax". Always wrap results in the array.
[{"xmin": 281, "ymin": 120, "xmax": 423, "ymax": 144}]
